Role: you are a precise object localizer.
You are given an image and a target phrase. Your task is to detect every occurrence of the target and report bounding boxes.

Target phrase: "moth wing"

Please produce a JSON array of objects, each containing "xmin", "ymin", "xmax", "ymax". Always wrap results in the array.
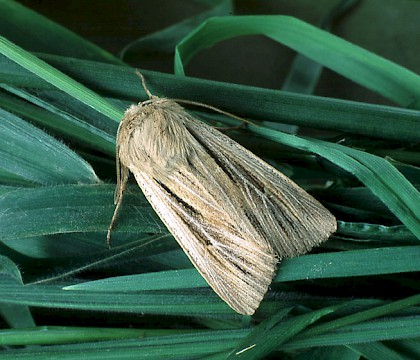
[
  {"xmin": 185, "ymin": 117, "xmax": 337, "ymax": 259},
  {"xmin": 132, "ymin": 164, "xmax": 278, "ymax": 315}
]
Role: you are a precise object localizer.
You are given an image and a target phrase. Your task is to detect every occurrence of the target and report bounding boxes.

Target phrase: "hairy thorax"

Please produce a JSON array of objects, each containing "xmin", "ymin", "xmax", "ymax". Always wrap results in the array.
[{"xmin": 117, "ymin": 98, "xmax": 195, "ymax": 179}]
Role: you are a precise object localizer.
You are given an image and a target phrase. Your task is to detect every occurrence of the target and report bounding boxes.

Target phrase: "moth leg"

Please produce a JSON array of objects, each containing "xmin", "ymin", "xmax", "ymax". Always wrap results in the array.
[{"xmin": 107, "ymin": 163, "xmax": 129, "ymax": 248}]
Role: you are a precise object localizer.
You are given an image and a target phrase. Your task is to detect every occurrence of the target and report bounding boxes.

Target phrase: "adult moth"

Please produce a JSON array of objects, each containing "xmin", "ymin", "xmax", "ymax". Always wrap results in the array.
[{"xmin": 108, "ymin": 71, "xmax": 336, "ymax": 315}]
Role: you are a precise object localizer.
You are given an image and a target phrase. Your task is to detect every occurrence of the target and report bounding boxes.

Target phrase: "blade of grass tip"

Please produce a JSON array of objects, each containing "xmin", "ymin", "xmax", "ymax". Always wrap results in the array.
[
  {"xmin": 63, "ymin": 268, "xmax": 208, "ymax": 292},
  {"xmin": 119, "ymin": 0, "xmax": 232, "ymax": 58},
  {"xmin": 65, "ymin": 246, "xmax": 420, "ymax": 293},
  {"xmin": 175, "ymin": 16, "xmax": 420, "ymax": 109},
  {"xmin": 0, "ymin": 35, "xmax": 123, "ymax": 122},
  {"xmin": 0, "ymin": 280, "xmax": 233, "ymax": 316}
]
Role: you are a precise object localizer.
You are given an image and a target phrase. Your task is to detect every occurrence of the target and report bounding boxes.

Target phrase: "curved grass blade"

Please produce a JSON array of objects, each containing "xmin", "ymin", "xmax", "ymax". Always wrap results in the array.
[
  {"xmin": 119, "ymin": 0, "xmax": 232, "ymax": 58},
  {"xmin": 250, "ymin": 125, "xmax": 420, "ymax": 239},
  {"xmin": 175, "ymin": 16, "xmax": 420, "ymax": 109}
]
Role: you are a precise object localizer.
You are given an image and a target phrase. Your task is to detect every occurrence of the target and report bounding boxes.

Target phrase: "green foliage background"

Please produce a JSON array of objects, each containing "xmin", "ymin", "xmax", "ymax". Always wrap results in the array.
[{"xmin": 0, "ymin": 0, "xmax": 419, "ymax": 359}]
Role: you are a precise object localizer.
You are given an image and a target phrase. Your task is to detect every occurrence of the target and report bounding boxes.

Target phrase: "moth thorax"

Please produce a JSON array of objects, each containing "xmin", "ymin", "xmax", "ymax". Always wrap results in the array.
[{"xmin": 123, "ymin": 102, "xmax": 194, "ymax": 176}]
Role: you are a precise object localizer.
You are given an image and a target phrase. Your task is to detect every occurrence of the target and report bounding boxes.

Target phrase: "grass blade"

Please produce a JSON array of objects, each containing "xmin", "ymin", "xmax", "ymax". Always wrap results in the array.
[{"xmin": 175, "ymin": 16, "xmax": 420, "ymax": 108}]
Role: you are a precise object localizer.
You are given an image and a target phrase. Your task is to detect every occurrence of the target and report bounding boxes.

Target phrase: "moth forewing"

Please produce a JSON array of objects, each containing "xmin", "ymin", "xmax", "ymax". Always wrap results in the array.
[
  {"xmin": 109, "ymin": 74, "xmax": 336, "ymax": 315},
  {"xmin": 132, "ymin": 169, "xmax": 277, "ymax": 315},
  {"xmin": 184, "ymin": 117, "xmax": 337, "ymax": 258}
]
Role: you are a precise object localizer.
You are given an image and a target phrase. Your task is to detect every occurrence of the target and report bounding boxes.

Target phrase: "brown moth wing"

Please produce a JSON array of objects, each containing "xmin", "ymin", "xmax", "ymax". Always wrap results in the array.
[
  {"xmin": 119, "ymin": 99, "xmax": 278, "ymax": 315},
  {"xmin": 184, "ymin": 116, "xmax": 337, "ymax": 259},
  {"xmin": 132, "ymin": 169, "xmax": 277, "ymax": 315}
]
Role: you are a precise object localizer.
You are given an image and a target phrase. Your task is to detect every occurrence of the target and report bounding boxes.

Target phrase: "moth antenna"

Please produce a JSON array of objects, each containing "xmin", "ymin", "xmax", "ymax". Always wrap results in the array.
[
  {"xmin": 172, "ymin": 99, "xmax": 256, "ymax": 127},
  {"xmin": 135, "ymin": 70, "xmax": 154, "ymax": 99}
]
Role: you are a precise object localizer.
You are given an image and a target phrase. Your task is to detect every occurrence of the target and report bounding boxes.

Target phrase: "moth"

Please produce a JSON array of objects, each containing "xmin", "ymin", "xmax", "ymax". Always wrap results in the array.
[{"xmin": 108, "ymin": 71, "xmax": 337, "ymax": 315}]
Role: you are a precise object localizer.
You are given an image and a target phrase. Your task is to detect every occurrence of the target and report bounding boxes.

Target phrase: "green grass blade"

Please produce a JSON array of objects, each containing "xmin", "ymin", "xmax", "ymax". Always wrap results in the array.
[
  {"xmin": 0, "ymin": 326, "xmax": 194, "ymax": 346},
  {"xmin": 0, "ymin": 256, "xmax": 35, "ymax": 328},
  {"xmin": 175, "ymin": 16, "xmax": 420, "ymax": 108},
  {"xmin": 250, "ymin": 125, "xmax": 420, "ymax": 239},
  {"xmin": 337, "ymin": 222, "xmax": 416, "ymax": 242},
  {"xmin": 282, "ymin": 0, "xmax": 361, "ymax": 94},
  {"xmin": 384, "ymin": 339, "xmax": 420, "ymax": 360},
  {"xmin": 227, "ymin": 308, "xmax": 292, "ymax": 359},
  {"xmin": 348, "ymin": 342, "xmax": 409, "ymax": 360},
  {"xmin": 119, "ymin": 0, "xmax": 232, "ymax": 57},
  {"xmin": 0, "ymin": 184, "xmax": 162, "ymax": 240},
  {"xmin": 284, "ymin": 317, "xmax": 420, "ymax": 349},
  {"xmin": 228, "ymin": 308, "xmax": 333, "ymax": 359},
  {"xmin": 0, "ymin": 88, "xmax": 115, "ymax": 156},
  {"xmin": 0, "ymin": 109, "xmax": 98, "ymax": 185},
  {"xmin": 1, "ymin": 54, "xmax": 419, "ymax": 143},
  {"xmin": 299, "ymin": 294, "xmax": 420, "ymax": 339},
  {"xmin": 0, "ymin": 279, "xmax": 232, "ymax": 316},
  {"xmin": 64, "ymin": 246, "xmax": 420, "ymax": 292},
  {"xmin": 0, "ymin": 329, "xmax": 248, "ymax": 359},
  {"xmin": 0, "ymin": 35, "xmax": 123, "ymax": 121},
  {"xmin": 64, "ymin": 268, "xmax": 207, "ymax": 292}
]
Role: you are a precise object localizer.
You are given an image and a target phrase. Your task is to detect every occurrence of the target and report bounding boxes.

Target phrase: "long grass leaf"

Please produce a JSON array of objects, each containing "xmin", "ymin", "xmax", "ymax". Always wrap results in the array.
[
  {"xmin": 0, "ymin": 35, "xmax": 123, "ymax": 121},
  {"xmin": 175, "ymin": 16, "xmax": 420, "ymax": 108},
  {"xmin": 250, "ymin": 125, "xmax": 420, "ymax": 239}
]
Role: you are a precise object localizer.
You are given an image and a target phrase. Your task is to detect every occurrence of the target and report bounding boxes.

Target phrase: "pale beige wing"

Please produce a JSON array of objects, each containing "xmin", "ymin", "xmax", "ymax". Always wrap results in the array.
[
  {"xmin": 185, "ymin": 116, "xmax": 337, "ymax": 259},
  {"xmin": 117, "ymin": 97, "xmax": 335, "ymax": 315},
  {"xmin": 131, "ymin": 141, "xmax": 278, "ymax": 315}
]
